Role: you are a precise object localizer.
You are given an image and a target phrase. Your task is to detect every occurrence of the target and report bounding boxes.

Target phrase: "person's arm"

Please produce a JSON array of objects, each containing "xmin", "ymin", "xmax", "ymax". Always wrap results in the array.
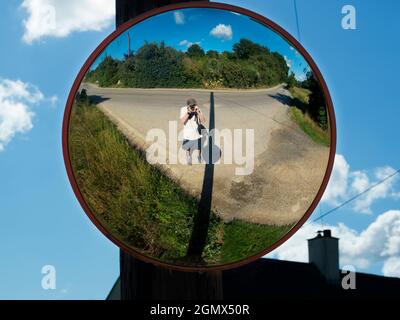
[
  {"xmin": 196, "ymin": 107, "xmax": 206, "ymax": 125},
  {"xmin": 180, "ymin": 107, "xmax": 190, "ymax": 125}
]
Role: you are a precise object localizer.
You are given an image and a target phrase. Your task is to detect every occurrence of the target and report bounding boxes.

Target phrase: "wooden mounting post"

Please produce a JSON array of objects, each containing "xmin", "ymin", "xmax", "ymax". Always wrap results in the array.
[{"xmin": 115, "ymin": 0, "xmax": 222, "ymax": 300}]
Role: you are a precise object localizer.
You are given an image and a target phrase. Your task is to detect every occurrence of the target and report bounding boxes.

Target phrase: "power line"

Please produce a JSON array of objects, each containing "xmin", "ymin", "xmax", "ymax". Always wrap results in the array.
[
  {"xmin": 216, "ymin": 95, "xmax": 307, "ymax": 139},
  {"xmin": 293, "ymin": 0, "xmax": 301, "ymax": 41},
  {"xmin": 289, "ymin": 1, "xmax": 399, "ymax": 227},
  {"xmin": 311, "ymin": 168, "xmax": 400, "ymax": 224}
]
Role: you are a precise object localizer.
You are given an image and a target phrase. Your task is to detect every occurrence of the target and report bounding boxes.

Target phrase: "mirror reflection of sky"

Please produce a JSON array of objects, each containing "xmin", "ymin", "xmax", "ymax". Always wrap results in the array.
[{"xmin": 91, "ymin": 8, "xmax": 309, "ymax": 81}]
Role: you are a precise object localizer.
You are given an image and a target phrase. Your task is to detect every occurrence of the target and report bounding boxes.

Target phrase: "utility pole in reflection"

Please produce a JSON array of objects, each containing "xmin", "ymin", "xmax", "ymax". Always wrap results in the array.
[
  {"xmin": 115, "ymin": 0, "xmax": 222, "ymax": 300},
  {"xmin": 127, "ymin": 32, "xmax": 132, "ymax": 57}
]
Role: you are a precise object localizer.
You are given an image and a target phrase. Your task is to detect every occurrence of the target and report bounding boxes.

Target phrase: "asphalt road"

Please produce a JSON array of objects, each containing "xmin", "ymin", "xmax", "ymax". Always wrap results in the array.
[{"xmin": 81, "ymin": 83, "xmax": 330, "ymax": 225}]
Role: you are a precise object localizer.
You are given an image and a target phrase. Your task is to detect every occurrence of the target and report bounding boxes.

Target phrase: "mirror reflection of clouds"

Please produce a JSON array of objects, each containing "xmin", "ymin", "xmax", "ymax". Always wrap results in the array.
[{"xmin": 91, "ymin": 8, "xmax": 309, "ymax": 81}]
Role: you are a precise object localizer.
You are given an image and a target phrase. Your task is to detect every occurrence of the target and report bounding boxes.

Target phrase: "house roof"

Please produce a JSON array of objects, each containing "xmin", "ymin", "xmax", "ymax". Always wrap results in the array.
[
  {"xmin": 222, "ymin": 258, "xmax": 400, "ymax": 299},
  {"xmin": 107, "ymin": 257, "xmax": 400, "ymax": 300}
]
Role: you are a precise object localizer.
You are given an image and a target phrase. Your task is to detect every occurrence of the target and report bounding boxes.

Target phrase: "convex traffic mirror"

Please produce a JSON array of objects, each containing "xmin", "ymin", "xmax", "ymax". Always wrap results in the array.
[{"xmin": 63, "ymin": 3, "xmax": 336, "ymax": 271}]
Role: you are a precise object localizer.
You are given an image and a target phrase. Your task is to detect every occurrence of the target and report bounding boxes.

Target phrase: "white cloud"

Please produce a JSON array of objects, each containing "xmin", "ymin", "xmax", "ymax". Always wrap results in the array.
[
  {"xmin": 21, "ymin": 0, "xmax": 115, "ymax": 44},
  {"xmin": 322, "ymin": 154, "xmax": 350, "ymax": 205},
  {"xmin": 295, "ymin": 74, "xmax": 306, "ymax": 82},
  {"xmin": 289, "ymin": 46, "xmax": 302, "ymax": 57},
  {"xmin": 179, "ymin": 40, "xmax": 201, "ymax": 49},
  {"xmin": 382, "ymin": 257, "xmax": 400, "ymax": 277},
  {"xmin": 174, "ymin": 11, "xmax": 185, "ymax": 25},
  {"xmin": 353, "ymin": 167, "xmax": 399, "ymax": 214},
  {"xmin": 322, "ymin": 154, "xmax": 399, "ymax": 214},
  {"xmin": 210, "ymin": 24, "xmax": 233, "ymax": 41},
  {"xmin": 284, "ymin": 55, "xmax": 292, "ymax": 68},
  {"xmin": 49, "ymin": 95, "xmax": 58, "ymax": 107},
  {"xmin": 267, "ymin": 210, "xmax": 400, "ymax": 278},
  {"xmin": 0, "ymin": 78, "xmax": 45, "ymax": 151}
]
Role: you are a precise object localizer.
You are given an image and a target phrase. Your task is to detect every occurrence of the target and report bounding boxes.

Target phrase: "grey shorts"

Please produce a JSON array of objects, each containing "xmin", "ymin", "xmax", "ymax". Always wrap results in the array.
[{"xmin": 182, "ymin": 138, "xmax": 201, "ymax": 151}]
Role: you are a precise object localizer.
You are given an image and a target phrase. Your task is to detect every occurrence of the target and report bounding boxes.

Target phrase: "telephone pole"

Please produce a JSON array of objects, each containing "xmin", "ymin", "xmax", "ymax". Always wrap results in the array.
[
  {"xmin": 115, "ymin": 0, "xmax": 222, "ymax": 300},
  {"xmin": 127, "ymin": 32, "xmax": 132, "ymax": 57}
]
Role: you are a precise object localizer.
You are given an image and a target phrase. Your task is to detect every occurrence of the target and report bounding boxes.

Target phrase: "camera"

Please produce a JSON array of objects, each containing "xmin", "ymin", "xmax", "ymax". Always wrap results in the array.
[
  {"xmin": 188, "ymin": 112, "xmax": 197, "ymax": 119},
  {"xmin": 188, "ymin": 106, "xmax": 197, "ymax": 118}
]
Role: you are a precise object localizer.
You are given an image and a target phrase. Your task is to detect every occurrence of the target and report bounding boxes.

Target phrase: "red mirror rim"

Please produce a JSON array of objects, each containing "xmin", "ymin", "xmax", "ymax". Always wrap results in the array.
[{"xmin": 62, "ymin": 1, "xmax": 337, "ymax": 272}]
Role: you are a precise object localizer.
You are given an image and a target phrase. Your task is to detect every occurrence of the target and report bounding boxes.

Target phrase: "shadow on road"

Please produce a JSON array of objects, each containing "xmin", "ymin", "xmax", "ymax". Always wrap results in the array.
[
  {"xmin": 268, "ymin": 93, "xmax": 292, "ymax": 106},
  {"xmin": 186, "ymin": 92, "xmax": 216, "ymax": 262},
  {"xmin": 89, "ymin": 95, "xmax": 110, "ymax": 104}
]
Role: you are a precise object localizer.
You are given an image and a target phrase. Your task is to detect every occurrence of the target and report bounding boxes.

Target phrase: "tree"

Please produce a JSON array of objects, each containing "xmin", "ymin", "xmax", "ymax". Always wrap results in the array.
[
  {"xmin": 206, "ymin": 50, "xmax": 219, "ymax": 59},
  {"xmin": 303, "ymin": 71, "xmax": 328, "ymax": 129},
  {"xmin": 233, "ymin": 38, "xmax": 269, "ymax": 59},
  {"xmin": 133, "ymin": 42, "xmax": 186, "ymax": 88},
  {"xmin": 221, "ymin": 51, "xmax": 235, "ymax": 60},
  {"xmin": 97, "ymin": 56, "xmax": 121, "ymax": 87},
  {"xmin": 86, "ymin": 38, "xmax": 290, "ymax": 90},
  {"xmin": 287, "ymin": 72, "xmax": 297, "ymax": 89},
  {"xmin": 187, "ymin": 44, "xmax": 205, "ymax": 58},
  {"xmin": 318, "ymin": 106, "xmax": 328, "ymax": 130},
  {"xmin": 118, "ymin": 56, "xmax": 137, "ymax": 87}
]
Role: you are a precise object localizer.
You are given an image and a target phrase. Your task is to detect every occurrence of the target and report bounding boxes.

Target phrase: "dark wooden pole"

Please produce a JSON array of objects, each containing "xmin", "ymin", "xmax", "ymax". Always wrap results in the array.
[
  {"xmin": 116, "ymin": 0, "xmax": 208, "ymax": 28},
  {"xmin": 116, "ymin": 0, "xmax": 222, "ymax": 300},
  {"xmin": 120, "ymin": 251, "xmax": 223, "ymax": 300}
]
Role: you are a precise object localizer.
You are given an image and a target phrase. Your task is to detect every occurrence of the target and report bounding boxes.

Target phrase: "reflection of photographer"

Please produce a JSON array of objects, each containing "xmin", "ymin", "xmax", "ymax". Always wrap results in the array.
[
  {"xmin": 187, "ymin": 108, "xmax": 197, "ymax": 119},
  {"xmin": 180, "ymin": 98, "xmax": 206, "ymax": 165}
]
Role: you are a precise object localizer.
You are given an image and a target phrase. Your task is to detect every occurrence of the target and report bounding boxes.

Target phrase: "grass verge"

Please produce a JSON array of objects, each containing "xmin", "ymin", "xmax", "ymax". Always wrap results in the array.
[
  {"xmin": 221, "ymin": 220, "xmax": 293, "ymax": 264},
  {"xmin": 289, "ymin": 86, "xmax": 330, "ymax": 147},
  {"xmin": 290, "ymin": 86, "xmax": 311, "ymax": 104},
  {"xmin": 69, "ymin": 98, "xmax": 292, "ymax": 265},
  {"xmin": 291, "ymin": 108, "xmax": 330, "ymax": 147}
]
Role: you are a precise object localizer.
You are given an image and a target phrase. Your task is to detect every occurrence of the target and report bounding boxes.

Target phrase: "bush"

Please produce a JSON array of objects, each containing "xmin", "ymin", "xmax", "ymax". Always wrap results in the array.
[
  {"xmin": 287, "ymin": 72, "xmax": 297, "ymax": 89},
  {"xmin": 303, "ymin": 72, "xmax": 328, "ymax": 129},
  {"xmin": 186, "ymin": 44, "xmax": 205, "ymax": 58},
  {"xmin": 76, "ymin": 89, "xmax": 89, "ymax": 104},
  {"xmin": 233, "ymin": 38, "xmax": 270, "ymax": 59},
  {"xmin": 92, "ymin": 56, "xmax": 121, "ymax": 87},
  {"xmin": 118, "ymin": 56, "xmax": 137, "ymax": 87},
  {"xmin": 206, "ymin": 50, "xmax": 219, "ymax": 59},
  {"xmin": 86, "ymin": 39, "xmax": 290, "ymax": 89},
  {"xmin": 133, "ymin": 42, "xmax": 186, "ymax": 88}
]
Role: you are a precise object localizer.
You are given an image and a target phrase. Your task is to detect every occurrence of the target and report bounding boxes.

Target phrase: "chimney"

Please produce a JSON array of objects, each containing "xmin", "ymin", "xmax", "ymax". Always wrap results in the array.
[{"xmin": 308, "ymin": 229, "xmax": 339, "ymax": 286}]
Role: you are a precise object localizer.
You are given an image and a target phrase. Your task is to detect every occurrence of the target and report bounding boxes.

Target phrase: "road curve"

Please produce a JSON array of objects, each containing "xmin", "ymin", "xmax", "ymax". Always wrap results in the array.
[{"xmin": 81, "ymin": 83, "xmax": 330, "ymax": 226}]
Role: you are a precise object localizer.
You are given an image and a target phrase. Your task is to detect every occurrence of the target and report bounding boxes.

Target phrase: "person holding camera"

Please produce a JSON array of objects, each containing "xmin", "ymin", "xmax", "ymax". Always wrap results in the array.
[{"xmin": 180, "ymin": 98, "xmax": 206, "ymax": 165}]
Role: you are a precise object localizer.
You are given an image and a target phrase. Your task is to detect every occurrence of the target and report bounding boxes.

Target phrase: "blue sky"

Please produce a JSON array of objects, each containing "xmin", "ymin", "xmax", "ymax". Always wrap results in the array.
[
  {"xmin": 92, "ymin": 8, "xmax": 309, "ymax": 80},
  {"xmin": 0, "ymin": 0, "xmax": 399, "ymax": 299}
]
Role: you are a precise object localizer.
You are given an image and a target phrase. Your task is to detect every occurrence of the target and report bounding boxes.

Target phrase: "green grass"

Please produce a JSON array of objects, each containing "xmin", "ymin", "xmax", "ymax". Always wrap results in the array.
[
  {"xmin": 291, "ymin": 108, "xmax": 330, "ymax": 147},
  {"xmin": 221, "ymin": 220, "xmax": 293, "ymax": 263},
  {"xmin": 290, "ymin": 86, "xmax": 311, "ymax": 104},
  {"xmin": 69, "ymin": 99, "xmax": 292, "ymax": 265},
  {"xmin": 289, "ymin": 86, "xmax": 330, "ymax": 147}
]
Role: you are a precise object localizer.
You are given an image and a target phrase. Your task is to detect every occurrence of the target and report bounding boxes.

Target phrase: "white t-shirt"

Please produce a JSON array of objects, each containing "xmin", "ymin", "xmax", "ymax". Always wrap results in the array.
[{"xmin": 180, "ymin": 106, "xmax": 202, "ymax": 141}]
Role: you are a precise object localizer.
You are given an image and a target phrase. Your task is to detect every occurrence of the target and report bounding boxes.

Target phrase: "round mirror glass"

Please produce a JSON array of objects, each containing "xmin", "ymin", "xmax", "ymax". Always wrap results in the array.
[{"xmin": 63, "ymin": 3, "xmax": 336, "ymax": 270}]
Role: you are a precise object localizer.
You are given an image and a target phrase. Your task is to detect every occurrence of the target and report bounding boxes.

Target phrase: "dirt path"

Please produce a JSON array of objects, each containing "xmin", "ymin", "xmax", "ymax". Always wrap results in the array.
[{"xmin": 82, "ymin": 83, "xmax": 330, "ymax": 225}]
